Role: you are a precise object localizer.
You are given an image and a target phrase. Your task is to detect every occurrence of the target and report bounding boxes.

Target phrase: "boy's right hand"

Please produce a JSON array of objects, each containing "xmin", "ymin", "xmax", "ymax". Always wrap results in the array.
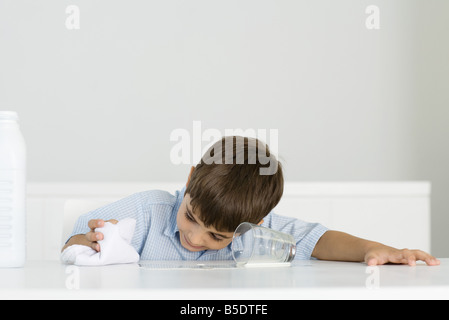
[
  {"xmin": 86, "ymin": 219, "xmax": 118, "ymax": 251},
  {"xmin": 61, "ymin": 219, "xmax": 119, "ymax": 253}
]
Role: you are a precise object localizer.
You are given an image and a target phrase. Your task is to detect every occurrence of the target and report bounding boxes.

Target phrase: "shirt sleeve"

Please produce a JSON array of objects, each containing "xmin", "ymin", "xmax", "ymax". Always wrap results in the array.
[
  {"xmin": 262, "ymin": 212, "xmax": 328, "ymax": 260},
  {"xmin": 66, "ymin": 192, "xmax": 151, "ymax": 253}
]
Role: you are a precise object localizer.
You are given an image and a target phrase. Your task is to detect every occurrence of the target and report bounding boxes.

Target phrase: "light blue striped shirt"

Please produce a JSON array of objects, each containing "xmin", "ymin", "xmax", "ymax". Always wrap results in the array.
[{"xmin": 69, "ymin": 187, "xmax": 328, "ymax": 261}]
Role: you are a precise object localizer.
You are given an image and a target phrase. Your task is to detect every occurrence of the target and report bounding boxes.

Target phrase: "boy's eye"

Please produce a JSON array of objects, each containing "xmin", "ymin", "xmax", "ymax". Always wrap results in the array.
[
  {"xmin": 210, "ymin": 233, "xmax": 223, "ymax": 242},
  {"xmin": 184, "ymin": 206, "xmax": 225, "ymax": 242},
  {"xmin": 185, "ymin": 211, "xmax": 196, "ymax": 223}
]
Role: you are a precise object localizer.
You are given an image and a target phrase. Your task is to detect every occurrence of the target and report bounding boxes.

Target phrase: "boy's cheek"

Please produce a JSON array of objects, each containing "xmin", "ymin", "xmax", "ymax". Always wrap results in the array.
[{"xmin": 178, "ymin": 231, "xmax": 191, "ymax": 250}]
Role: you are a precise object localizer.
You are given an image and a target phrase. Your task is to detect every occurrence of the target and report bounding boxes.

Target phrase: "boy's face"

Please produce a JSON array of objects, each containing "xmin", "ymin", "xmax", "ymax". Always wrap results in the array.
[{"xmin": 176, "ymin": 193, "xmax": 234, "ymax": 252}]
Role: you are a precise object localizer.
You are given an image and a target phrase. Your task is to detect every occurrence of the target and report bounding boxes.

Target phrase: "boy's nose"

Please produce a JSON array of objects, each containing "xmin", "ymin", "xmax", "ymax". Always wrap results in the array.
[{"xmin": 189, "ymin": 232, "xmax": 205, "ymax": 247}]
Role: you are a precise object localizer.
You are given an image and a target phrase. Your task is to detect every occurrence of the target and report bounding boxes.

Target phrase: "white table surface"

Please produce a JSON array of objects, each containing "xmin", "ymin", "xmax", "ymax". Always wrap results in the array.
[{"xmin": 1, "ymin": 259, "xmax": 448, "ymax": 299}]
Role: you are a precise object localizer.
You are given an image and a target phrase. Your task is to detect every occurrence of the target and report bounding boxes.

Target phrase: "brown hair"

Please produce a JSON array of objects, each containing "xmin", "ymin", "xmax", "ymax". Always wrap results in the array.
[{"xmin": 185, "ymin": 136, "xmax": 284, "ymax": 232}]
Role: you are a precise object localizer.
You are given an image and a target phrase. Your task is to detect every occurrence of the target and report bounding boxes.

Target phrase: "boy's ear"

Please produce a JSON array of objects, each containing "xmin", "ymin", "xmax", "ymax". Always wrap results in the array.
[{"xmin": 186, "ymin": 166, "xmax": 195, "ymax": 187}]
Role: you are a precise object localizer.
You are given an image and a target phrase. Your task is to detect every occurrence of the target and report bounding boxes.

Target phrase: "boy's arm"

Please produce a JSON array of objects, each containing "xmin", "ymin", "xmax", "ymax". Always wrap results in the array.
[{"xmin": 311, "ymin": 230, "xmax": 440, "ymax": 266}]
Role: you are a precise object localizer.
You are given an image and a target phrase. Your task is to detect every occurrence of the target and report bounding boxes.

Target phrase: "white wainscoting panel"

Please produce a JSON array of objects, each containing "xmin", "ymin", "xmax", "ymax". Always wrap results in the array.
[{"xmin": 26, "ymin": 182, "xmax": 431, "ymax": 261}]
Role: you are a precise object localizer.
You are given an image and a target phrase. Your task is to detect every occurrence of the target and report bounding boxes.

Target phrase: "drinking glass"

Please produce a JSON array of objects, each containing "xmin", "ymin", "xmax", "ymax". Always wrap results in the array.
[{"xmin": 231, "ymin": 222, "xmax": 296, "ymax": 266}]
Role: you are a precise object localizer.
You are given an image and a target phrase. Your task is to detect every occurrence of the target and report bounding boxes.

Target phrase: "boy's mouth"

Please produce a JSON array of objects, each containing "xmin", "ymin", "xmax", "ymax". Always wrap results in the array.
[{"xmin": 182, "ymin": 234, "xmax": 206, "ymax": 251}]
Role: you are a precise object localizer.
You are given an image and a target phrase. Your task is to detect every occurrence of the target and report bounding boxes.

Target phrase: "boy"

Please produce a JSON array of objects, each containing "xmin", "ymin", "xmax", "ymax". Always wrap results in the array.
[{"xmin": 62, "ymin": 136, "xmax": 440, "ymax": 266}]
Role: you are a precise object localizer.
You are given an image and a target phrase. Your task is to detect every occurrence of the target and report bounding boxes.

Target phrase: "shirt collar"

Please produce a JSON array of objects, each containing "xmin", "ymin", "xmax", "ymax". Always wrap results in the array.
[{"xmin": 164, "ymin": 186, "xmax": 185, "ymax": 237}]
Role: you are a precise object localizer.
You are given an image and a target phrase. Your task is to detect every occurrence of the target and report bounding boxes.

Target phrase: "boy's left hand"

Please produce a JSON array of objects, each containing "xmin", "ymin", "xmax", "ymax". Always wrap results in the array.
[{"xmin": 364, "ymin": 246, "xmax": 440, "ymax": 266}]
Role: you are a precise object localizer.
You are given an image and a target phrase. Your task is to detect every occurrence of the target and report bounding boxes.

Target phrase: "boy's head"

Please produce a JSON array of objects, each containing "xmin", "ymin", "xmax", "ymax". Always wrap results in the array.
[{"xmin": 176, "ymin": 136, "xmax": 284, "ymax": 252}]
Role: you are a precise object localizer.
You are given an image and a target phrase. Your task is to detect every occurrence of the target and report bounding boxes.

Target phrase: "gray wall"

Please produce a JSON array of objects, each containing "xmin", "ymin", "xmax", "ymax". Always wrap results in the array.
[{"xmin": 1, "ymin": 0, "xmax": 448, "ymax": 256}]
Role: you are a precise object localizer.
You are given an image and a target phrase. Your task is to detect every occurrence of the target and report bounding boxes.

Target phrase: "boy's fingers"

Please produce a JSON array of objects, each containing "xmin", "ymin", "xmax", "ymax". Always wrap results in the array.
[
  {"xmin": 88, "ymin": 219, "xmax": 105, "ymax": 230},
  {"xmin": 84, "ymin": 232, "xmax": 101, "ymax": 252},
  {"xmin": 365, "ymin": 253, "xmax": 387, "ymax": 266},
  {"xmin": 414, "ymin": 250, "xmax": 440, "ymax": 266},
  {"xmin": 408, "ymin": 256, "xmax": 417, "ymax": 266},
  {"xmin": 86, "ymin": 231, "xmax": 103, "ymax": 242},
  {"xmin": 426, "ymin": 258, "xmax": 441, "ymax": 266},
  {"xmin": 401, "ymin": 249, "xmax": 440, "ymax": 266},
  {"xmin": 84, "ymin": 219, "xmax": 118, "ymax": 252},
  {"xmin": 365, "ymin": 248, "xmax": 440, "ymax": 266},
  {"xmin": 90, "ymin": 242, "xmax": 100, "ymax": 252}
]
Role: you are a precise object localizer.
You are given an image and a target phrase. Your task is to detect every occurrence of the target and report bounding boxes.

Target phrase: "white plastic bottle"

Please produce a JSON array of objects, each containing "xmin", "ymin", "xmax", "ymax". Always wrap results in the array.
[{"xmin": 0, "ymin": 111, "xmax": 26, "ymax": 267}]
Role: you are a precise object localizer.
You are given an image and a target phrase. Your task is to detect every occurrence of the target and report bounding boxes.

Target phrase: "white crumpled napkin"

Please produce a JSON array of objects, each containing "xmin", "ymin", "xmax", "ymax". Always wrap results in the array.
[{"xmin": 61, "ymin": 218, "xmax": 140, "ymax": 266}]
